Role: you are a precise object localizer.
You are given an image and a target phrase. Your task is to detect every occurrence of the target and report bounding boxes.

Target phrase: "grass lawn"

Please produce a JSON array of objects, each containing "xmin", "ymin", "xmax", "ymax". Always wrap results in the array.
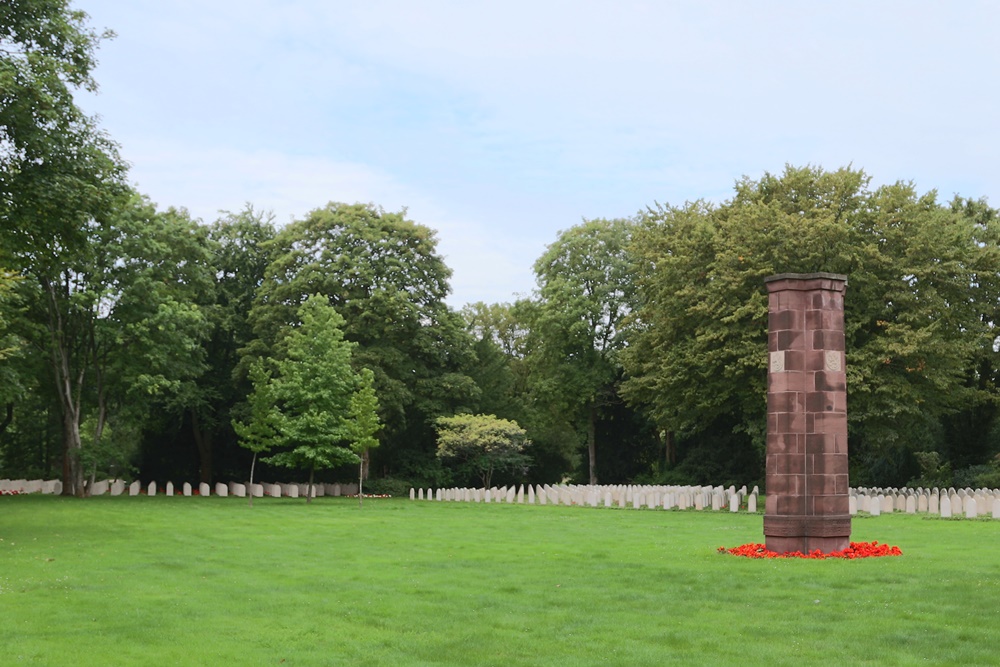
[{"xmin": 2, "ymin": 495, "xmax": 998, "ymax": 666}]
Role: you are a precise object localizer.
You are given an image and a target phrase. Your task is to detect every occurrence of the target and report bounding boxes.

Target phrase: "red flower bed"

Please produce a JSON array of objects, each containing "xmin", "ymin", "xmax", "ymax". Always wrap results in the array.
[{"xmin": 718, "ymin": 541, "xmax": 902, "ymax": 559}]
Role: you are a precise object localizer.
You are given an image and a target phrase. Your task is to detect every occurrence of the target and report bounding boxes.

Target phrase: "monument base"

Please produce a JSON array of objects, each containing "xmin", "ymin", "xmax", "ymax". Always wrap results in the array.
[{"xmin": 764, "ymin": 514, "xmax": 851, "ymax": 554}]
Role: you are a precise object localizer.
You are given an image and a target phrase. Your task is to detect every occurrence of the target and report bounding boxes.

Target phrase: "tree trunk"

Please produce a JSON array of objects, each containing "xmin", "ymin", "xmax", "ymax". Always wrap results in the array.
[
  {"xmin": 61, "ymin": 408, "xmax": 84, "ymax": 497},
  {"xmin": 248, "ymin": 452, "xmax": 257, "ymax": 509},
  {"xmin": 191, "ymin": 410, "xmax": 213, "ymax": 485},
  {"xmin": 358, "ymin": 460, "xmax": 364, "ymax": 509},
  {"xmin": 665, "ymin": 430, "xmax": 676, "ymax": 466},
  {"xmin": 0, "ymin": 403, "xmax": 12, "ymax": 435},
  {"xmin": 85, "ymin": 374, "xmax": 108, "ymax": 498},
  {"xmin": 306, "ymin": 466, "xmax": 314, "ymax": 505},
  {"xmin": 587, "ymin": 402, "xmax": 597, "ymax": 485}
]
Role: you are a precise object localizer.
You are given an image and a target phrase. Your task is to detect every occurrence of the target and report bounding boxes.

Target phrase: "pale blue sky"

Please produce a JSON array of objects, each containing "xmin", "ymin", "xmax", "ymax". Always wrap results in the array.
[{"xmin": 76, "ymin": 1, "xmax": 1000, "ymax": 307}]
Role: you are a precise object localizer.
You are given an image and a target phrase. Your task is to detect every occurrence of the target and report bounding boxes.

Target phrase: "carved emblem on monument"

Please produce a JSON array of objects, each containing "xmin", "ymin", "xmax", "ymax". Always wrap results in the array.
[
  {"xmin": 770, "ymin": 351, "xmax": 785, "ymax": 373},
  {"xmin": 825, "ymin": 350, "xmax": 841, "ymax": 372}
]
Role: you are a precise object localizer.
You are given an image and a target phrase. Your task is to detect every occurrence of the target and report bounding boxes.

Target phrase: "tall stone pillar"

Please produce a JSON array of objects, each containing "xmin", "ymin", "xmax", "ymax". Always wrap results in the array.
[{"xmin": 763, "ymin": 273, "xmax": 850, "ymax": 554}]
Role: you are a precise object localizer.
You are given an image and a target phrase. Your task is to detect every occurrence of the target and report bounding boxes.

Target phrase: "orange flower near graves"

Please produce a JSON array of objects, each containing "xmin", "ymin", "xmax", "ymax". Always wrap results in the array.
[{"xmin": 717, "ymin": 541, "xmax": 902, "ymax": 559}]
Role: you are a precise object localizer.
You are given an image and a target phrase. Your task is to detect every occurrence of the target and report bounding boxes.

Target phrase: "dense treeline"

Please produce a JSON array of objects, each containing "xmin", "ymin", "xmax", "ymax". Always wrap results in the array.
[{"xmin": 4, "ymin": 2, "xmax": 1000, "ymax": 494}]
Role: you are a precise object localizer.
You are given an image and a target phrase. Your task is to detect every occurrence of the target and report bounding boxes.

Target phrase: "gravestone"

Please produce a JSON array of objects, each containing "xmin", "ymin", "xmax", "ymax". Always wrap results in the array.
[
  {"xmin": 940, "ymin": 495, "xmax": 952, "ymax": 518},
  {"xmin": 182, "ymin": 482, "xmax": 192, "ymax": 497},
  {"xmin": 147, "ymin": 481, "xmax": 157, "ymax": 496},
  {"xmin": 129, "ymin": 481, "xmax": 140, "ymax": 496},
  {"xmin": 165, "ymin": 481, "xmax": 174, "ymax": 496},
  {"xmin": 764, "ymin": 273, "xmax": 851, "ymax": 553},
  {"xmin": 199, "ymin": 482, "xmax": 211, "ymax": 496},
  {"xmin": 966, "ymin": 497, "xmax": 978, "ymax": 519}
]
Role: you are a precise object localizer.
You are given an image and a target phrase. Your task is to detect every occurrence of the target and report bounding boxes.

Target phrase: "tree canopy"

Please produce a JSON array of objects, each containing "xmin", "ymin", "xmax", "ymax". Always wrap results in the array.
[
  {"xmin": 245, "ymin": 202, "xmax": 479, "ymax": 481},
  {"xmin": 4, "ymin": 16, "xmax": 1000, "ymax": 500},
  {"xmin": 435, "ymin": 413, "xmax": 530, "ymax": 488},
  {"xmin": 622, "ymin": 165, "xmax": 1000, "ymax": 485},
  {"xmin": 238, "ymin": 295, "xmax": 368, "ymax": 502},
  {"xmin": 530, "ymin": 218, "xmax": 641, "ymax": 483}
]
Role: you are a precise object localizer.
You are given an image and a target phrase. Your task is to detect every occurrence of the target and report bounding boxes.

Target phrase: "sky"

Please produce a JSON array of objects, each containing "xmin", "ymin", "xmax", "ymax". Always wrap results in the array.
[{"xmin": 75, "ymin": 1, "xmax": 1000, "ymax": 307}]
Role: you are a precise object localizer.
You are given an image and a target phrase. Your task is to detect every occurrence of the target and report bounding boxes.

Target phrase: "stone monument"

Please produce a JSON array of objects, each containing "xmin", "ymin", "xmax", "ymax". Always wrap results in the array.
[{"xmin": 764, "ymin": 273, "xmax": 851, "ymax": 553}]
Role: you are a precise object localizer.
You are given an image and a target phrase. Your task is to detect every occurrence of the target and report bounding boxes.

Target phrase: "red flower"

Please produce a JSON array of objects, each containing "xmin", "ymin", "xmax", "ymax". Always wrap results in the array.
[{"xmin": 718, "ymin": 541, "xmax": 902, "ymax": 559}]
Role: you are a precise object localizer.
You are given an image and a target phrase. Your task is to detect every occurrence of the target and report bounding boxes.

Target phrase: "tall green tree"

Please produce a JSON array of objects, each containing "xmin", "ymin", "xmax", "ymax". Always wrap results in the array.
[
  {"xmin": 622, "ymin": 165, "xmax": 1000, "ymax": 485},
  {"xmin": 347, "ymin": 368, "xmax": 382, "ymax": 506},
  {"xmin": 246, "ymin": 203, "xmax": 478, "ymax": 483},
  {"xmin": 238, "ymin": 295, "xmax": 369, "ymax": 503},
  {"xmin": 0, "ymin": 270, "xmax": 22, "ymax": 435},
  {"xmin": 231, "ymin": 359, "xmax": 279, "ymax": 507},
  {"xmin": 530, "ymin": 218, "xmax": 639, "ymax": 484},
  {"xmin": 1, "ymin": 0, "xmax": 130, "ymax": 493},
  {"xmin": 179, "ymin": 206, "xmax": 277, "ymax": 484},
  {"xmin": 8, "ymin": 195, "xmax": 212, "ymax": 494},
  {"xmin": 0, "ymin": 0, "xmax": 125, "ymax": 267}
]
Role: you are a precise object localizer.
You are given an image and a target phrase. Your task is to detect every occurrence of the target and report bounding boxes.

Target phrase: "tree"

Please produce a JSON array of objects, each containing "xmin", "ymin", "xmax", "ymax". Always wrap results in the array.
[
  {"xmin": 246, "ymin": 202, "xmax": 478, "ymax": 483},
  {"xmin": 0, "ymin": 0, "xmax": 125, "ymax": 265},
  {"xmin": 622, "ymin": 165, "xmax": 1000, "ymax": 485},
  {"xmin": 530, "ymin": 218, "xmax": 639, "ymax": 484},
  {"xmin": 0, "ymin": 270, "xmax": 22, "ymax": 435},
  {"xmin": 6, "ymin": 194, "xmax": 212, "ymax": 495},
  {"xmin": 183, "ymin": 206, "xmax": 277, "ymax": 485},
  {"xmin": 435, "ymin": 413, "xmax": 530, "ymax": 488},
  {"xmin": 346, "ymin": 368, "xmax": 381, "ymax": 507},
  {"xmin": 231, "ymin": 359, "xmax": 279, "ymax": 507},
  {"xmin": 244, "ymin": 295, "xmax": 362, "ymax": 504},
  {"xmin": 1, "ymin": 1, "xmax": 131, "ymax": 494}
]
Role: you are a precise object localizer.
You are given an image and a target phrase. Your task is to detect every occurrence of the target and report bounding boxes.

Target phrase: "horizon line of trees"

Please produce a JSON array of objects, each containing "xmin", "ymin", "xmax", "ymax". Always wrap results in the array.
[{"xmin": 4, "ymin": 1, "xmax": 1000, "ymax": 495}]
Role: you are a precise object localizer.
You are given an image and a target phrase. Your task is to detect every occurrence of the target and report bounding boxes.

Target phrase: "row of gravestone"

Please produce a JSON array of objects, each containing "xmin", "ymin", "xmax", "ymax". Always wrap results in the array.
[
  {"xmin": 851, "ymin": 487, "xmax": 1000, "ymax": 519},
  {"xmin": 409, "ymin": 483, "xmax": 763, "ymax": 512},
  {"xmin": 409, "ymin": 483, "xmax": 1000, "ymax": 519},
  {"xmin": 0, "ymin": 479, "xmax": 62, "ymax": 494},
  {"xmin": 0, "ymin": 479, "xmax": 360, "ymax": 498}
]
